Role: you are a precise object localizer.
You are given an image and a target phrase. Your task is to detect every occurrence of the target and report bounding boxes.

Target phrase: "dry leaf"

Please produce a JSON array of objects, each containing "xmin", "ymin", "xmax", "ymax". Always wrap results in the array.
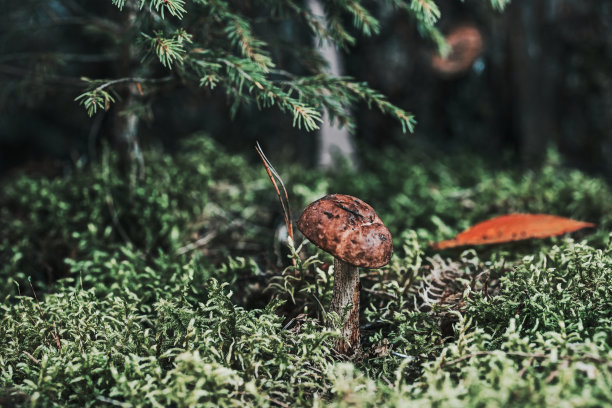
[{"xmin": 432, "ymin": 214, "xmax": 595, "ymax": 249}]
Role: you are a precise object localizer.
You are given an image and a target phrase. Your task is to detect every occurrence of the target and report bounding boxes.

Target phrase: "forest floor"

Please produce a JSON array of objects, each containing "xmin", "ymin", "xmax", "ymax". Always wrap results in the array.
[{"xmin": 1, "ymin": 135, "xmax": 611, "ymax": 407}]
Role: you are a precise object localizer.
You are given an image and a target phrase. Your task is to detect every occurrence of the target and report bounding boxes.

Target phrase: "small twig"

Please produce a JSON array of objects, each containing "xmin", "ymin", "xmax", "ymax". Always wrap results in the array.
[
  {"xmin": 381, "ymin": 375, "xmax": 394, "ymax": 388},
  {"xmin": 264, "ymin": 396, "xmax": 291, "ymax": 408},
  {"xmin": 391, "ymin": 351, "xmax": 416, "ymax": 361},
  {"xmin": 482, "ymin": 274, "xmax": 490, "ymax": 300},
  {"xmin": 282, "ymin": 317, "xmax": 297, "ymax": 330},
  {"xmin": 305, "ymin": 364, "xmax": 324, "ymax": 375},
  {"xmin": 23, "ymin": 351, "xmax": 40, "ymax": 365},
  {"xmin": 517, "ymin": 356, "xmax": 534, "ymax": 378},
  {"xmin": 54, "ymin": 322, "xmax": 62, "ymax": 350},
  {"xmin": 28, "ymin": 279, "xmax": 46, "ymax": 321},
  {"xmin": 176, "ymin": 231, "xmax": 217, "ymax": 255},
  {"xmin": 219, "ymin": 59, "xmax": 256, "ymax": 84},
  {"xmin": 90, "ymin": 76, "xmax": 172, "ymax": 93}
]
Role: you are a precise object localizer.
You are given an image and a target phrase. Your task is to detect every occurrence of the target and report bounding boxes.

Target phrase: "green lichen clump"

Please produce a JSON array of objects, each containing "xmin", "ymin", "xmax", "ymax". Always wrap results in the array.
[{"xmin": 1, "ymin": 136, "xmax": 611, "ymax": 407}]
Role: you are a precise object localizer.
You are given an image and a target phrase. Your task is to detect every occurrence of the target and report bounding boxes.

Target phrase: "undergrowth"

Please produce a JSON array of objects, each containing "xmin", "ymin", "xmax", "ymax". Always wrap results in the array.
[{"xmin": 1, "ymin": 134, "xmax": 611, "ymax": 407}]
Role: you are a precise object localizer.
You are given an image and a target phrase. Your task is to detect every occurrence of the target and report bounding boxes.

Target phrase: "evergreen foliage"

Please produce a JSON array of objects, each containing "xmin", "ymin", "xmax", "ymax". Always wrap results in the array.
[
  {"xmin": 2, "ymin": 0, "xmax": 508, "ymax": 138},
  {"xmin": 73, "ymin": 0, "xmax": 428, "ymax": 133},
  {"xmin": 1, "ymin": 135, "xmax": 611, "ymax": 406}
]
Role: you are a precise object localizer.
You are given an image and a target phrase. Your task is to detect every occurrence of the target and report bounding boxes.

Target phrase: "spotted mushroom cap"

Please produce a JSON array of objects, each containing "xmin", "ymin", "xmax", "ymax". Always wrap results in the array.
[{"xmin": 297, "ymin": 194, "xmax": 393, "ymax": 268}]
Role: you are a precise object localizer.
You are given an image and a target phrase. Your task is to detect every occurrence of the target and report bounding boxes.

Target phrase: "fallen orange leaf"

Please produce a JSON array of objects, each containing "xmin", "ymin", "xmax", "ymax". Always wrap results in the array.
[{"xmin": 431, "ymin": 214, "xmax": 595, "ymax": 250}]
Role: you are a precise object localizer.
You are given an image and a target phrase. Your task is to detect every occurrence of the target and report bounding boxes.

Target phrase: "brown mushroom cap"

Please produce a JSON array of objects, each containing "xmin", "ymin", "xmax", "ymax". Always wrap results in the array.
[
  {"xmin": 431, "ymin": 25, "xmax": 484, "ymax": 76},
  {"xmin": 297, "ymin": 194, "xmax": 393, "ymax": 268}
]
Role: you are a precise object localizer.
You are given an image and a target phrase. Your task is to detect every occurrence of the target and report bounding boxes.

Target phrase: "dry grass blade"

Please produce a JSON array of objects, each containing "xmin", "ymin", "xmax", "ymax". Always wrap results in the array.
[{"xmin": 255, "ymin": 142, "xmax": 294, "ymax": 241}]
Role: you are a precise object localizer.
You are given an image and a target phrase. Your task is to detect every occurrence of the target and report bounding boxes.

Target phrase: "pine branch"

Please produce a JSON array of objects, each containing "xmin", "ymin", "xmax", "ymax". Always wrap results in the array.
[
  {"xmin": 288, "ymin": 74, "xmax": 416, "ymax": 133},
  {"xmin": 217, "ymin": 56, "xmax": 323, "ymax": 131},
  {"xmin": 68, "ymin": 0, "xmax": 498, "ymax": 131},
  {"xmin": 285, "ymin": 2, "xmax": 342, "ymax": 46},
  {"xmin": 75, "ymin": 76, "xmax": 172, "ymax": 116},
  {"xmin": 111, "ymin": 0, "xmax": 127, "ymax": 9},
  {"xmin": 145, "ymin": 0, "xmax": 187, "ymax": 18},
  {"xmin": 325, "ymin": 10, "xmax": 357, "ymax": 49},
  {"xmin": 113, "ymin": 0, "xmax": 186, "ymax": 18},
  {"xmin": 287, "ymin": 1, "xmax": 375, "ymax": 49},
  {"xmin": 346, "ymin": 1, "xmax": 380, "ymax": 36},
  {"xmin": 409, "ymin": 0, "xmax": 441, "ymax": 26},
  {"xmin": 74, "ymin": 88, "xmax": 116, "ymax": 116},
  {"xmin": 189, "ymin": 47, "xmax": 415, "ymax": 133},
  {"xmin": 346, "ymin": 83, "xmax": 416, "ymax": 133},
  {"xmin": 383, "ymin": 0, "xmax": 450, "ymax": 54},
  {"xmin": 142, "ymin": 30, "xmax": 192, "ymax": 69},
  {"xmin": 225, "ymin": 16, "xmax": 273, "ymax": 70}
]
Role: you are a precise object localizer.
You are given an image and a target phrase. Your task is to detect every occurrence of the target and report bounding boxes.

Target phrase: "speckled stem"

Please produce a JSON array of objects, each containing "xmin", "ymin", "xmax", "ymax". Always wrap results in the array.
[{"xmin": 329, "ymin": 258, "xmax": 360, "ymax": 355}]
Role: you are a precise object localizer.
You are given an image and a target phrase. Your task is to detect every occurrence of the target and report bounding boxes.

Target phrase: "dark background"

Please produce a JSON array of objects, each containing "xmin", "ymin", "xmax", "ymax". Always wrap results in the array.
[{"xmin": 1, "ymin": 0, "xmax": 610, "ymax": 176}]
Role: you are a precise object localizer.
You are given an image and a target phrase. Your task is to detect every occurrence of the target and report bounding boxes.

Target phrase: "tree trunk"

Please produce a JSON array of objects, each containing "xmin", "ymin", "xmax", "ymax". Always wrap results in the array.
[
  {"xmin": 113, "ymin": 2, "xmax": 144, "ymax": 182},
  {"xmin": 510, "ymin": 1, "xmax": 551, "ymax": 166},
  {"xmin": 329, "ymin": 258, "xmax": 360, "ymax": 355},
  {"xmin": 113, "ymin": 89, "xmax": 144, "ymax": 182},
  {"xmin": 306, "ymin": 0, "xmax": 356, "ymax": 169}
]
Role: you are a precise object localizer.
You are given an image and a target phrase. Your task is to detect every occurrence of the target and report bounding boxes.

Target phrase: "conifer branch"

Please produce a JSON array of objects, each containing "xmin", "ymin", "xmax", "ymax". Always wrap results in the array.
[
  {"xmin": 113, "ymin": 0, "xmax": 186, "ymax": 18},
  {"xmin": 217, "ymin": 57, "xmax": 323, "ymax": 131},
  {"xmin": 66, "ymin": 0, "xmax": 503, "ymax": 130},
  {"xmin": 225, "ymin": 17, "xmax": 273, "ymax": 70},
  {"xmin": 142, "ymin": 30, "xmax": 192, "ymax": 69},
  {"xmin": 346, "ymin": 1, "xmax": 380, "ymax": 36},
  {"xmin": 75, "ymin": 76, "xmax": 172, "ymax": 116},
  {"xmin": 410, "ymin": 0, "xmax": 441, "ymax": 26},
  {"xmin": 286, "ymin": 3, "xmax": 339, "ymax": 46}
]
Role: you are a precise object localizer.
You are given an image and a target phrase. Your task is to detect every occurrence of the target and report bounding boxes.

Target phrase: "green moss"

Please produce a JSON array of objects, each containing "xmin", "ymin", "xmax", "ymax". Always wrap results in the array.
[{"xmin": 1, "ymin": 135, "xmax": 611, "ymax": 406}]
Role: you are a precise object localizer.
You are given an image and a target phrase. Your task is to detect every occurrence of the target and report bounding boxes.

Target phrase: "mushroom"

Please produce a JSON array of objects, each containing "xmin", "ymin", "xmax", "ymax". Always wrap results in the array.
[
  {"xmin": 297, "ymin": 194, "xmax": 392, "ymax": 354},
  {"xmin": 431, "ymin": 24, "xmax": 484, "ymax": 77}
]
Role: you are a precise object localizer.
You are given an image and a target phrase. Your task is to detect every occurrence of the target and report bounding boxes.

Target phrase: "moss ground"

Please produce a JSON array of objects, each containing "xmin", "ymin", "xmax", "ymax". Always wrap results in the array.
[{"xmin": 1, "ymin": 135, "xmax": 611, "ymax": 407}]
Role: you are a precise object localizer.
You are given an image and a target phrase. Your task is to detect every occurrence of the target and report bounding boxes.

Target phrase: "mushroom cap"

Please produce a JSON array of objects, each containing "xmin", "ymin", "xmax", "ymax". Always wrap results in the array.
[
  {"xmin": 297, "ymin": 194, "xmax": 393, "ymax": 268},
  {"xmin": 431, "ymin": 25, "xmax": 483, "ymax": 76}
]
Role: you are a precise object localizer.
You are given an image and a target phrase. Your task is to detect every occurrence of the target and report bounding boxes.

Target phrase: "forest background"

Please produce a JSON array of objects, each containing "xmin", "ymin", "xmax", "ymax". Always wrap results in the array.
[
  {"xmin": 1, "ymin": 0, "xmax": 610, "ymax": 175},
  {"xmin": 1, "ymin": 0, "xmax": 612, "ymax": 407}
]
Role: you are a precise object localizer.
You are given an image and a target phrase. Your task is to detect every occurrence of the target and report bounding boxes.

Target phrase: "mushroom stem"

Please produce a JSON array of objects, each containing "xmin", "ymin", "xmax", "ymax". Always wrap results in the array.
[{"xmin": 329, "ymin": 258, "xmax": 360, "ymax": 355}]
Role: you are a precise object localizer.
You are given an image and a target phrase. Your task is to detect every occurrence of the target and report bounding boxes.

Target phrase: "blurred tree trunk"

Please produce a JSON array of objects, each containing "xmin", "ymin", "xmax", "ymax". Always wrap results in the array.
[
  {"xmin": 307, "ymin": 0, "xmax": 356, "ymax": 169},
  {"xmin": 112, "ymin": 2, "xmax": 144, "ymax": 181},
  {"xmin": 509, "ymin": 0, "xmax": 558, "ymax": 167}
]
